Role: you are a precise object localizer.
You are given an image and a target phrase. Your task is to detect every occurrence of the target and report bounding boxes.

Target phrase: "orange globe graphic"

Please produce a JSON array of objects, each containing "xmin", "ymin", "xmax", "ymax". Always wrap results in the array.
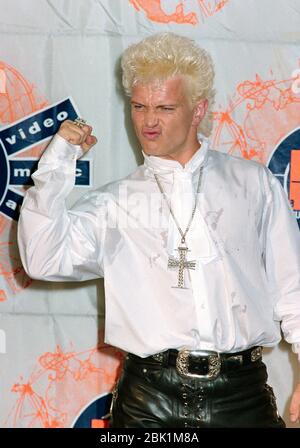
[
  {"xmin": 211, "ymin": 71, "xmax": 300, "ymax": 164},
  {"xmin": 0, "ymin": 61, "xmax": 47, "ymax": 125}
]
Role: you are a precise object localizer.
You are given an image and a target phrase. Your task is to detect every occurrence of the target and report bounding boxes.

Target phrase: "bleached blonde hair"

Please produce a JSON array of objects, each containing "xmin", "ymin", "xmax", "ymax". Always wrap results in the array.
[{"xmin": 121, "ymin": 32, "xmax": 215, "ymax": 136}]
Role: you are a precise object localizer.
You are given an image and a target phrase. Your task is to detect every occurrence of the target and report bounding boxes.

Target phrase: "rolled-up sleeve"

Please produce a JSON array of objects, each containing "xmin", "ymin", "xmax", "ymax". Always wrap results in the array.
[
  {"xmin": 261, "ymin": 166, "xmax": 300, "ymax": 359},
  {"xmin": 17, "ymin": 134, "xmax": 107, "ymax": 282}
]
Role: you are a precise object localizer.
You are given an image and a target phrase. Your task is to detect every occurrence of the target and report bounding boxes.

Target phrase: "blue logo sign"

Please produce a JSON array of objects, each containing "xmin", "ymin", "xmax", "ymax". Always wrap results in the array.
[
  {"xmin": 268, "ymin": 127, "xmax": 300, "ymax": 229},
  {"xmin": 72, "ymin": 393, "xmax": 112, "ymax": 428},
  {"xmin": 0, "ymin": 97, "xmax": 91, "ymax": 220}
]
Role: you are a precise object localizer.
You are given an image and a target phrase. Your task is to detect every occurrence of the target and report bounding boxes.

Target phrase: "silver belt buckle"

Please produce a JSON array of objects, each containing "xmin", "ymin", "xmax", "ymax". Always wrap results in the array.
[{"xmin": 176, "ymin": 349, "xmax": 221, "ymax": 380}]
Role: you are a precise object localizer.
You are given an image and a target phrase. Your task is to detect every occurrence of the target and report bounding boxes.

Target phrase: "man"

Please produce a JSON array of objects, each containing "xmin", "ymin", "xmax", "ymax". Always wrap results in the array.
[{"xmin": 18, "ymin": 32, "xmax": 300, "ymax": 428}]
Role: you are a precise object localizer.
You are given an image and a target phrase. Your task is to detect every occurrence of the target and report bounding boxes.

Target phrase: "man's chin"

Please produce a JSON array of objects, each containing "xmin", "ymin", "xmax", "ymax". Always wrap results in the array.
[
  {"xmin": 142, "ymin": 144, "xmax": 165, "ymax": 157},
  {"xmin": 143, "ymin": 149, "xmax": 165, "ymax": 157}
]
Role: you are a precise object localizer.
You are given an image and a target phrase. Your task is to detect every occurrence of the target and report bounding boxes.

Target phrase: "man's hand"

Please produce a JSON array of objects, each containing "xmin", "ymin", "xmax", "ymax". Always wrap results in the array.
[
  {"xmin": 290, "ymin": 382, "xmax": 300, "ymax": 423},
  {"xmin": 58, "ymin": 119, "xmax": 98, "ymax": 154}
]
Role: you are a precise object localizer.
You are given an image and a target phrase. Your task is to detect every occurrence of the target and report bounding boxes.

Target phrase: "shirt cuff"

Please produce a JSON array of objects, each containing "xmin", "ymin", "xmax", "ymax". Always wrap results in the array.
[{"xmin": 39, "ymin": 133, "xmax": 84, "ymax": 164}]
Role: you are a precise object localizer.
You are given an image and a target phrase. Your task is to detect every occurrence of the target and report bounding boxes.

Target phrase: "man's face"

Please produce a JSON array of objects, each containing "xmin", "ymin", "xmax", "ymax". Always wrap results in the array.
[{"xmin": 130, "ymin": 76, "xmax": 206, "ymax": 162}]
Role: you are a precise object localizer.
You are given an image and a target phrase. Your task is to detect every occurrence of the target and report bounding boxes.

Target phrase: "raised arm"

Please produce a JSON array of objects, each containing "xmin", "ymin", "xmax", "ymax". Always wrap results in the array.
[{"xmin": 17, "ymin": 120, "xmax": 107, "ymax": 282}]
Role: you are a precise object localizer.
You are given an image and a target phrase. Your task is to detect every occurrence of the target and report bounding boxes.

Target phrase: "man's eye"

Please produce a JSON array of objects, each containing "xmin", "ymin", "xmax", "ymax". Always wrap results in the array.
[
  {"xmin": 132, "ymin": 104, "xmax": 143, "ymax": 110},
  {"xmin": 161, "ymin": 107, "xmax": 175, "ymax": 111}
]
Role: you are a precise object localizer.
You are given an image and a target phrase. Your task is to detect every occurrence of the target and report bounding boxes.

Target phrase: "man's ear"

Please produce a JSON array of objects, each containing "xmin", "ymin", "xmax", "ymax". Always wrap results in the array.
[{"xmin": 192, "ymin": 99, "xmax": 208, "ymax": 126}]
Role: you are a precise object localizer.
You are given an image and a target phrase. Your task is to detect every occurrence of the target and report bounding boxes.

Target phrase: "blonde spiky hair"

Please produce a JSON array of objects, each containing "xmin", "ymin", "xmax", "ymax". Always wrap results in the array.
[{"xmin": 121, "ymin": 32, "xmax": 215, "ymax": 137}]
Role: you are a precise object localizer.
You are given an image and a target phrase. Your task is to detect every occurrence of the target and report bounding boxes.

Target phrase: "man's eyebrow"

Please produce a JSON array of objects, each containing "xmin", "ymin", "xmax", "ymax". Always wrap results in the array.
[
  {"xmin": 130, "ymin": 100, "xmax": 179, "ymax": 107},
  {"xmin": 156, "ymin": 103, "xmax": 178, "ymax": 107}
]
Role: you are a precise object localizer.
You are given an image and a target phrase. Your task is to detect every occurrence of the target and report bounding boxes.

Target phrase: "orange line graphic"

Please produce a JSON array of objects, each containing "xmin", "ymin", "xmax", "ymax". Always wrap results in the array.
[
  {"xmin": 129, "ymin": 0, "xmax": 198, "ymax": 24},
  {"xmin": 4, "ymin": 333, "xmax": 124, "ymax": 428},
  {"xmin": 0, "ymin": 68, "xmax": 6, "ymax": 93},
  {"xmin": 129, "ymin": 0, "xmax": 229, "ymax": 25},
  {"xmin": 197, "ymin": 0, "xmax": 229, "ymax": 18},
  {"xmin": 0, "ymin": 218, "xmax": 33, "ymax": 299},
  {"xmin": 0, "ymin": 289, "xmax": 6, "ymax": 301},
  {"xmin": 212, "ymin": 69, "xmax": 300, "ymax": 164}
]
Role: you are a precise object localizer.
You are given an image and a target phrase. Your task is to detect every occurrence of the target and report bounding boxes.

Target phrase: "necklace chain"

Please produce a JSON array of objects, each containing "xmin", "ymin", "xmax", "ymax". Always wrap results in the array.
[{"xmin": 153, "ymin": 165, "xmax": 203, "ymax": 245}]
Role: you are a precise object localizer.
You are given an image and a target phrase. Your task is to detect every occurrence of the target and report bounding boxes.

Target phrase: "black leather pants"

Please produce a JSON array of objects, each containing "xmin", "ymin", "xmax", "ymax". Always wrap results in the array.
[{"xmin": 110, "ymin": 354, "xmax": 286, "ymax": 428}]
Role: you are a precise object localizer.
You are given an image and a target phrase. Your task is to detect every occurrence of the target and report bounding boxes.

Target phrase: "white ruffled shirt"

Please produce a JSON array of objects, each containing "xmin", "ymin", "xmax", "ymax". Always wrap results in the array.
[{"xmin": 17, "ymin": 134, "xmax": 300, "ymax": 359}]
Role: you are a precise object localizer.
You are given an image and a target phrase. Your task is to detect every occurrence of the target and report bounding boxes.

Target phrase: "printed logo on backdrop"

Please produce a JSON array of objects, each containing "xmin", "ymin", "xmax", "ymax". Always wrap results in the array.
[
  {"xmin": 72, "ymin": 393, "xmax": 112, "ymax": 428},
  {"xmin": 0, "ymin": 61, "xmax": 92, "ymax": 300},
  {"xmin": 129, "ymin": 0, "xmax": 229, "ymax": 25},
  {"xmin": 4, "ymin": 338, "xmax": 123, "ymax": 428},
  {"xmin": 212, "ymin": 68, "xmax": 300, "ymax": 164},
  {"xmin": 0, "ymin": 97, "xmax": 91, "ymax": 221},
  {"xmin": 268, "ymin": 128, "xmax": 300, "ymax": 229}
]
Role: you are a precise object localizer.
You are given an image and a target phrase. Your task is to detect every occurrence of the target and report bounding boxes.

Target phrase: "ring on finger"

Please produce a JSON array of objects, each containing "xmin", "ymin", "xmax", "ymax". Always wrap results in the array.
[{"xmin": 74, "ymin": 117, "xmax": 87, "ymax": 128}]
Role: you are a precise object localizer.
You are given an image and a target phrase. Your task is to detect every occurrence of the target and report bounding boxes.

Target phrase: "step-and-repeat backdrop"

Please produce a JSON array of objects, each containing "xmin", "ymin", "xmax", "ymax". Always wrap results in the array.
[{"xmin": 0, "ymin": 0, "xmax": 299, "ymax": 428}]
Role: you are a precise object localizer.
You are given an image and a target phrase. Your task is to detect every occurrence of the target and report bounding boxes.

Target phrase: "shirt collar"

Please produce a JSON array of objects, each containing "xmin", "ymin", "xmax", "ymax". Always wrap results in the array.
[{"xmin": 142, "ymin": 134, "xmax": 209, "ymax": 174}]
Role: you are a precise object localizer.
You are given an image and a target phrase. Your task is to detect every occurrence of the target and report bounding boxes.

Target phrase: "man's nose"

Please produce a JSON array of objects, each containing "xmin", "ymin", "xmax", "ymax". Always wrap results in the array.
[{"xmin": 144, "ymin": 109, "xmax": 159, "ymax": 127}]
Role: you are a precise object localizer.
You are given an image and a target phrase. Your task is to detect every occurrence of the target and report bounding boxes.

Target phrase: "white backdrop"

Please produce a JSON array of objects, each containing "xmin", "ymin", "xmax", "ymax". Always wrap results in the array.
[{"xmin": 0, "ymin": 0, "xmax": 299, "ymax": 428}]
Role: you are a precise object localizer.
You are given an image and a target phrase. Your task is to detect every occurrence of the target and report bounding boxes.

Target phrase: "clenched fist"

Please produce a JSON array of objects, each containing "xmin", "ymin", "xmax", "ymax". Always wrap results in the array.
[{"xmin": 57, "ymin": 119, "xmax": 98, "ymax": 154}]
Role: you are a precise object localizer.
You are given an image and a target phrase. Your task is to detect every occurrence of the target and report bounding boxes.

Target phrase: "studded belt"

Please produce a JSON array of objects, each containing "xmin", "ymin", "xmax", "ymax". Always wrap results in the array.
[{"xmin": 129, "ymin": 346, "xmax": 262, "ymax": 380}]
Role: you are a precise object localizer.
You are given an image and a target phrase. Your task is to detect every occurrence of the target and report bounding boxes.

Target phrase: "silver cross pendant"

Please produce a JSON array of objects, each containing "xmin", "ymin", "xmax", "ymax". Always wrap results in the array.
[{"xmin": 168, "ymin": 244, "xmax": 196, "ymax": 289}]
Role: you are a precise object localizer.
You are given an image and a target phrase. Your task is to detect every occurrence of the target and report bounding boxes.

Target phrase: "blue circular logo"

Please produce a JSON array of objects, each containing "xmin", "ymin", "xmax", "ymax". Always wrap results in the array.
[{"xmin": 72, "ymin": 393, "xmax": 112, "ymax": 428}]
